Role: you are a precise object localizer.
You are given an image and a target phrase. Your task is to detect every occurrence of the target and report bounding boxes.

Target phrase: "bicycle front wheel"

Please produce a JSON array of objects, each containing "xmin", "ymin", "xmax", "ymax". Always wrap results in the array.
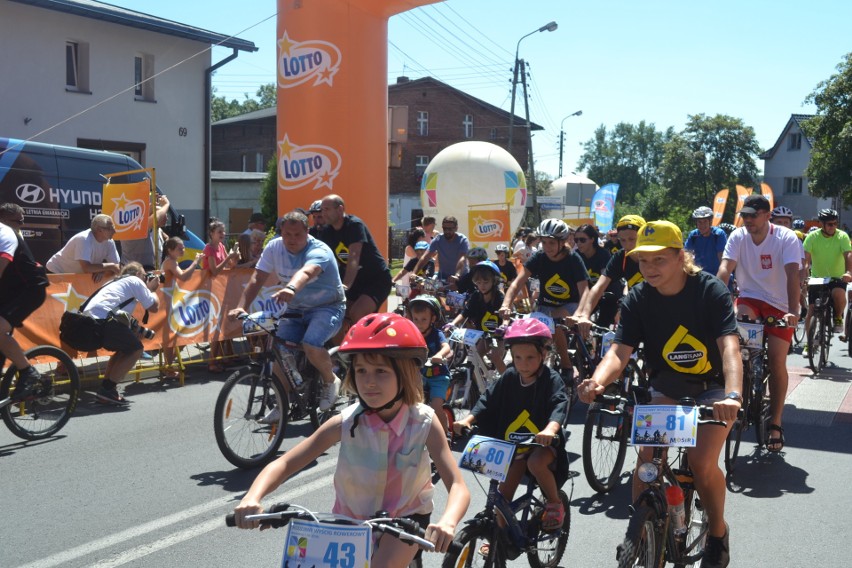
[
  {"xmin": 582, "ymin": 404, "xmax": 628, "ymax": 493},
  {"xmin": 674, "ymin": 488, "xmax": 708, "ymax": 568},
  {"xmin": 442, "ymin": 523, "xmax": 500, "ymax": 568},
  {"xmin": 527, "ymin": 489, "xmax": 570, "ymax": 568},
  {"xmin": 806, "ymin": 316, "xmax": 819, "ymax": 372},
  {"xmin": 213, "ymin": 370, "xmax": 288, "ymax": 469},
  {"xmin": 617, "ymin": 505, "xmax": 662, "ymax": 568},
  {"xmin": 846, "ymin": 308, "xmax": 852, "ymax": 358},
  {"xmin": 819, "ymin": 312, "xmax": 830, "ymax": 370},
  {"xmin": 0, "ymin": 346, "xmax": 79, "ymax": 440}
]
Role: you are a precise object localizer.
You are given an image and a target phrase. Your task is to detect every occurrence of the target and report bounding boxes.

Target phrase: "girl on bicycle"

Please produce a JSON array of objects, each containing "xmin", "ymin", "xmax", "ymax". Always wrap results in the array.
[
  {"xmin": 234, "ymin": 313, "xmax": 470, "ymax": 564},
  {"xmin": 452, "ymin": 317, "xmax": 569, "ymax": 532},
  {"xmin": 160, "ymin": 236, "xmax": 202, "ymax": 378},
  {"xmin": 578, "ymin": 221, "xmax": 742, "ymax": 568},
  {"xmin": 449, "ymin": 260, "xmax": 507, "ymax": 372},
  {"xmin": 408, "ymin": 295, "xmax": 452, "ymax": 434},
  {"xmin": 500, "ymin": 219, "xmax": 590, "ymax": 383}
]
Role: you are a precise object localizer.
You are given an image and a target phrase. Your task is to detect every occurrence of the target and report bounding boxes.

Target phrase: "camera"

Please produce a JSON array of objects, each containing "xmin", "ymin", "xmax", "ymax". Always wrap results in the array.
[
  {"xmin": 146, "ymin": 272, "xmax": 166, "ymax": 284},
  {"xmin": 130, "ymin": 318, "xmax": 156, "ymax": 340}
]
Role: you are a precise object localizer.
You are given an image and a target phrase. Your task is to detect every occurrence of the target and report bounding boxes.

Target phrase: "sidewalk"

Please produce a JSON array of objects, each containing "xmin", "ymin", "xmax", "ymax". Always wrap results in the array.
[{"xmin": 783, "ymin": 342, "xmax": 852, "ymax": 427}]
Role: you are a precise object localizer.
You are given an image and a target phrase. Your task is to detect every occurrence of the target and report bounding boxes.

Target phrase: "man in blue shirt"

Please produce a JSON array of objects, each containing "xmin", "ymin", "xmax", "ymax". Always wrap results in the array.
[
  {"xmin": 230, "ymin": 211, "xmax": 346, "ymax": 411},
  {"xmin": 684, "ymin": 206, "xmax": 726, "ymax": 275},
  {"xmin": 413, "ymin": 215, "xmax": 470, "ymax": 280}
]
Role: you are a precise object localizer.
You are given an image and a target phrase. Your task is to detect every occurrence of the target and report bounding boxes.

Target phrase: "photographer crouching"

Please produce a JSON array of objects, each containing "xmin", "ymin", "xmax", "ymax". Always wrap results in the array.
[{"xmin": 82, "ymin": 262, "xmax": 160, "ymax": 405}]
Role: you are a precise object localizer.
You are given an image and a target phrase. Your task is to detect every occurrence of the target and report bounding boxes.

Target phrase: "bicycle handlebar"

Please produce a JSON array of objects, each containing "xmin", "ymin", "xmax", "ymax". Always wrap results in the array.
[
  {"xmin": 225, "ymin": 503, "xmax": 462, "ymax": 553},
  {"xmin": 457, "ymin": 425, "xmax": 564, "ymax": 450},
  {"xmin": 592, "ymin": 395, "xmax": 743, "ymax": 426}
]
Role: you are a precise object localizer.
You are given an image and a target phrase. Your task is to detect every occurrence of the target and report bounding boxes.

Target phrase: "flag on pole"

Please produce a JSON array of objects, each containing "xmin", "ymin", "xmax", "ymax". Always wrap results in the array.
[
  {"xmin": 734, "ymin": 185, "xmax": 751, "ymax": 227},
  {"xmin": 591, "ymin": 183, "xmax": 620, "ymax": 233},
  {"xmin": 760, "ymin": 182, "xmax": 775, "ymax": 211},
  {"xmin": 712, "ymin": 189, "xmax": 729, "ymax": 226},
  {"xmin": 102, "ymin": 180, "xmax": 150, "ymax": 240}
]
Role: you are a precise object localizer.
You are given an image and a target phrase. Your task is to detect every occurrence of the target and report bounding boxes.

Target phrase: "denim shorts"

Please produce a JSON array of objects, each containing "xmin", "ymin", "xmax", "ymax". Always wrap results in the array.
[
  {"xmin": 535, "ymin": 303, "xmax": 579, "ymax": 318},
  {"xmin": 277, "ymin": 303, "xmax": 345, "ymax": 348},
  {"xmin": 423, "ymin": 374, "xmax": 450, "ymax": 401},
  {"xmin": 648, "ymin": 387, "xmax": 725, "ymax": 405}
]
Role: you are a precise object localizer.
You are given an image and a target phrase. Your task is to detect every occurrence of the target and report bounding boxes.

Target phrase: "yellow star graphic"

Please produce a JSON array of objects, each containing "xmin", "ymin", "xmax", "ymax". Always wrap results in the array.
[
  {"xmin": 278, "ymin": 135, "xmax": 295, "ymax": 159},
  {"xmin": 168, "ymin": 283, "xmax": 189, "ymax": 307},
  {"xmin": 278, "ymin": 32, "xmax": 296, "ymax": 56},
  {"xmin": 111, "ymin": 193, "xmax": 130, "ymax": 211},
  {"xmin": 51, "ymin": 284, "xmax": 90, "ymax": 312}
]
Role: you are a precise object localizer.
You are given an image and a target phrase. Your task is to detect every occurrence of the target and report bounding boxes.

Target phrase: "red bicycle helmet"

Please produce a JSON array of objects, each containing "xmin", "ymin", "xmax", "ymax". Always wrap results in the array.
[
  {"xmin": 503, "ymin": 317, "xmax": 552, "ymax": 348},
  {"xmin": 340, "ymin": 313, "xmax": 428, "ymax": 365}
]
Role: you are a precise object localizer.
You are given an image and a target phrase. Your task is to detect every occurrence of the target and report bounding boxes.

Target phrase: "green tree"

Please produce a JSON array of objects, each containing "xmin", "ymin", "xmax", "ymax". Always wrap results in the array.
[
  {"xmin": 577, "ymin": 121, "xmax": 669, "ymax": 205},
  {"xmin": 259, "ymin": 156, "xmax": 278, "ymax": 233},
  {"xmin": 802, "ymin": 52, "xmax": 852, "ymax": 201},
  {"xmin": 210, "ymin": 84, "xmax": 276, "ymax": 122},
  {"xmin": 660, "ymin": 114, "xmax": 760, "ymax": 208}
]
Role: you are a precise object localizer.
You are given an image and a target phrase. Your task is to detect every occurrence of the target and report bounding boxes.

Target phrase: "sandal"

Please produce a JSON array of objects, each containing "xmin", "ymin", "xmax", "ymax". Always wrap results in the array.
[
  {"xmin": 541, "ymin": 501, "xmax": 565, "ymax": 532},
  {"xmin": 766, "ymin": 424, "xmax": 785, "ymax": 453},
  {"xmin": 478, "ymin": 542, "xmax": 490, "ymax": 557},
  {"xmin": 162, "ymin": 369, "xmax": 180, "ymax": 380}
]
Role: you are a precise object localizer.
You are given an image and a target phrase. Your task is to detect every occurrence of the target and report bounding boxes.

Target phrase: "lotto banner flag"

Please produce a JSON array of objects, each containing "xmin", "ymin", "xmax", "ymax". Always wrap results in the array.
[
  {"xmin": 760, "ymin": 182, "xmax": 775, "ymax": 211},
  {"xmin": 468, "ymin": 207, "xmax": 510, "ymax": 244},
  {"xmin": 103, "ymin": 181, "xmax": 150, "ymax": 240},
  {"xmin": 734, "ymin": 185, "xmax": 751, "ymax": 227},
  {"xmin": 591, "ymin": 183, "xmax": 620, "ymax": 233},
  {"xmin": 712, "ymin": 189, "xmax": 729, "ymax": 226}
]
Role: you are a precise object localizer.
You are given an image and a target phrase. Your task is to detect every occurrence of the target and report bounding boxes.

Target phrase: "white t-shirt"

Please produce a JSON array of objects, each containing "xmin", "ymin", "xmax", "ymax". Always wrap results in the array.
[
  {"xmin": 723, "ymin": 224, "xmax": 801, "ymax": 311},
  {"xmin": 46, "ymin": 229, "xmax": 120, "ymax": 274},
  {"xmin": 0, "ymin": 223, "xmax": 19, "ymax": 262},
  {"xmin": 82, "ymin": 276, "xmax": 158, "ymax": 319}
]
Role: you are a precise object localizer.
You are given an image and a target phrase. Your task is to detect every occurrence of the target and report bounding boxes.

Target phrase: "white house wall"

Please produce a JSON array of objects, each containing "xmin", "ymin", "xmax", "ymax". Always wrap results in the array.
[{"xmin": 0, "ymin": 0, "xmax": 208, "ymax": 232}]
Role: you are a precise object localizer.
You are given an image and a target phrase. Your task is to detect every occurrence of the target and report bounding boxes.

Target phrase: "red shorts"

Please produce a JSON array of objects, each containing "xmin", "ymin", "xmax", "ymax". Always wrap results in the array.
[{"xmin": 735, "ymin": 297, "xmax": 794, "ymax": 343}]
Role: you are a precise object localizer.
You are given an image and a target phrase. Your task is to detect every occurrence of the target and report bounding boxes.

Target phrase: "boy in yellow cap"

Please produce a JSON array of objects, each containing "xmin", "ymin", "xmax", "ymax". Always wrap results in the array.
[{"xmin": 580, "ymin": 220, "xmax": 742, "ymax": 568}]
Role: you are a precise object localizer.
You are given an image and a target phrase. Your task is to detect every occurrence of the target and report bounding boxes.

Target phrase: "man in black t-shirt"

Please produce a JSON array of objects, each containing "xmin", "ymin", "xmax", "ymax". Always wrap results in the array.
[
  {"xmin": 0, "ymin": 203, "xmax": 50, "ymax": 400},
  {"xmin": 318, "ymin": 195, "xmax": 392, "ymax": 338}
]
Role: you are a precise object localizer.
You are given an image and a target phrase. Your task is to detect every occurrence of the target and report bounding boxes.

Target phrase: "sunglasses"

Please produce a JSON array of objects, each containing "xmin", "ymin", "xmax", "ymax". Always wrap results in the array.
[
  {"xmin": 824, "ymin": 221, "xmax": 838, "ymax": 227},
  {"xmin": 740, "ymin": 212, "xmax": 758, "ymax": 219},
  {"xmin": 574, "ymin": 237, "xmax": 590, "ymax": 244}
]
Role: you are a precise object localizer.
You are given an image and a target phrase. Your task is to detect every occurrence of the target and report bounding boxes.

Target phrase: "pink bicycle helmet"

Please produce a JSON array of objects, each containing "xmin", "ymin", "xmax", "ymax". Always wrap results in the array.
[{"xmin": 503, "ymin": 318, "xmax": 552, "ymax": 349}]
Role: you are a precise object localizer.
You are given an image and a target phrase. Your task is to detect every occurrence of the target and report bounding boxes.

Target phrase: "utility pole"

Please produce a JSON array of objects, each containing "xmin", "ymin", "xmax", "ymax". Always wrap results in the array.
[
  {"xmin": 520, "ymin": 59, "xmax": 539, "ymax": 226},
  {"xmin": 558, "ymin": 130, "xmax": 564, "ymax": 178},
  {"xmin": 508, "ymin": 58, "xmax": 519, "ymax": 153}
]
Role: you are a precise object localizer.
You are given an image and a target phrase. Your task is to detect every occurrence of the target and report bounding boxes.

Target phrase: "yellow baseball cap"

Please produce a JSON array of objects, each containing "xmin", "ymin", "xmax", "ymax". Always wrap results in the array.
[
  {"xmin": 616, "ymin": 214, "xmax": 646, "ymax": 231},
  {"xmin": 627, "ymin": 220, "xmax": 684, "ymax": 255}
]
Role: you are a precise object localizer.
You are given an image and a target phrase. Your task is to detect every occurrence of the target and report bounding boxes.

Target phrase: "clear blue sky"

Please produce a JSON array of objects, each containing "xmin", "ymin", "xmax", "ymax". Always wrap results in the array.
[{"xmin": 107, "ymin": 0, "xmax": 850, "ymax": 180}]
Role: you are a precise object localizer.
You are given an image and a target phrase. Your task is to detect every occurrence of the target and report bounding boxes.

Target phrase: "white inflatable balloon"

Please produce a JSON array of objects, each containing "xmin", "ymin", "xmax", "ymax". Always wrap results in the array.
[{"xmin": 420, "ymin": 141, "xmax": 527, "ymax": 250}]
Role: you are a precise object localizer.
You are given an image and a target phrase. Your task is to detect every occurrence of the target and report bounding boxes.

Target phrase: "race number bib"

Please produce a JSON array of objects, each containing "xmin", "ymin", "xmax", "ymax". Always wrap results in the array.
[
  {"xmin": 630, "ymin": 405, "xmax": 698, "ymax": 448},
  {"xmin": 446, "ymin": 291, "xmax": 467, "ymax": 309},
  {"xmin": 282, "ymin": 519, "xmax": 371, "ymax": 568},
  {"xmin": 450, "ymin": 327, "xmax": 485, "ymax": 347},
  {"xmin": 528, "ymin": 311, "xmax": 555, "ymax": 333},
  {"xmin": 458, "ymin": 435, "xmax": 516, "ymax": 481}
]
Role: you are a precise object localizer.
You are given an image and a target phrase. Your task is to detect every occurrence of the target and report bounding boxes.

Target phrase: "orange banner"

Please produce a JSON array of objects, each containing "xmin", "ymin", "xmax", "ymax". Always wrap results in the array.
[
  {"xmin": 103, "ymin": 180, "xmax": 150, "ymax": 240},
  {"xmin": 734, "ymin": 185, "xmax": 751, "ymax": 227},
  {"xmin": 18, "ymin": 269, "xmax": 279, "ymax": 354},
  {"xmin": 760, "ymin": 182, "xmax": 775, "ymax": 211},
  {"xmin": 468, "ymin": 207, "xmax": 510, "ymax": 244},
  {"xmin": 712, "ymin": 189, "xmax": 729, "ymax": 226},
  {"xmin": 276, "ymin": 0, "xmax": 442, "ymax": 263}
]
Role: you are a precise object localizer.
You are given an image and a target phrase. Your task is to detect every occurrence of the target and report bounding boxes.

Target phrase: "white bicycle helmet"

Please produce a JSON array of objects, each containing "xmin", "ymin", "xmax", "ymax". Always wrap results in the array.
[
  {"xmin": 538, "ymin": 218, "xmax": 571, "ymax": 240},
  {"xmin": 771, "ymin": 206, "xmax": 793, "ymax": 219},
  {"xmin": 692, "ymin": 206, "xmax": 713, "ymax": 220}
]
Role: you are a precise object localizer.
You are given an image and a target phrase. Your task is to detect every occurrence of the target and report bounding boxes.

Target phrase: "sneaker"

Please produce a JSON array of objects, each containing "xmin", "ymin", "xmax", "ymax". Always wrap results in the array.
[
  {"xmin": 834, "ymin": 318, "xmax": 844, "ymax": 334},
  {"xmin": 801, "ymin": 344, "xmax": 809, "ymax": 356},
  {"xmin": 10, "ymin": 366, "xmax": 41, "ymax": 401},
  {"xmin": 257, "ymin": 407, "xmax": 281, "ymax": 424},
  {"xmin": 141, "ymin": 351, "xmax": 154, "ymax": 361},
  {"xmin": 700, "ymin": 524, "xmax": 730, "ymax": 568},
  {"xmin": 318, "ymin": 377, "xmax": 341, "ymax": 411},
  {"xmin": 95, "ymin": 386, "xmax": 127, "ymax": 405}
]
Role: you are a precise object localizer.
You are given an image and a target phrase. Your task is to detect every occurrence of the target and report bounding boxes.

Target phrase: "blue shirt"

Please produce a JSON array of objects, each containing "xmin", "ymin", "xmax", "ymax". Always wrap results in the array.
[
  {"xmin": 255, "ymin": 235, "xmax": 345, "ymax": 310},
  {"xmin": 429, "ymin": 233, "xmax": 470, "ymax": 280},
  {"xmin": 684, "ymin": 227, "xmax": 726, "ymax": 275}
]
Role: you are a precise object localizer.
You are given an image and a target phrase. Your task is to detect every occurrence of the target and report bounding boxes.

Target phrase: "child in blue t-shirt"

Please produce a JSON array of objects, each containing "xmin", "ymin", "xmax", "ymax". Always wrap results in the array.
[{"xmin": 408, "ymin": 295, "xmax": 452, "ymax": 435}]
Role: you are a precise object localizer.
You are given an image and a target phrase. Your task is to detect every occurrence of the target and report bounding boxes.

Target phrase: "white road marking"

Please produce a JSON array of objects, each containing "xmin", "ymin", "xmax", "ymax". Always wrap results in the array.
[{"xmin": 17, "ymin": 459, "xmax": 337, "ymax": 568}]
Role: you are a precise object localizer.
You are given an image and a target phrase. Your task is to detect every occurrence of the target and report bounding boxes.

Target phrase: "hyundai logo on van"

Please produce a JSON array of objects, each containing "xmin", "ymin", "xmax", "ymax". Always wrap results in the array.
[{"xmin": 15, "ymin": 183, "xmax": 45, "ymax": 204}]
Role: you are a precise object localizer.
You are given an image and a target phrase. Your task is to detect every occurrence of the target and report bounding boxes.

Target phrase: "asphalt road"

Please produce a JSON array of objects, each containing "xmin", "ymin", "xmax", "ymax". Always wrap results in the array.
[{"xmin": 2, "ymin": 336, "xmax": 851, "ymax": 567}]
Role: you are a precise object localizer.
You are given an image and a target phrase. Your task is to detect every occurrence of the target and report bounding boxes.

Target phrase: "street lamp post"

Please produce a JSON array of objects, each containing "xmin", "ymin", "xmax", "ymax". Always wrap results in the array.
[
  {"xmin": 558, "ymin": 110, "xmax": 583, "ymax": 178},
  {"xmin": 508, "ymin": 21, "xmax": 557, "ymax": 226}
]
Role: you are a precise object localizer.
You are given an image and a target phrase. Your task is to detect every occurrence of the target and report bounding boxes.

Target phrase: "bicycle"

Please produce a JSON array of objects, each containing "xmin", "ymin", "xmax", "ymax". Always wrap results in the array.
[
  {"xmin": 0, "ymin": 344, "xmax": 79, "ymax": 440},
  {"xmin": 615, "ymin": 401, "xmax": 739, "ymax": 568},
  {"xmin": 442, "ymin": 430, "xmax": 574, "ymax": 568},
  {"xmin": 582, "ymin": 355, "xmax": 648, "ymax": 493},
  {"xmin": 225, "ymin": 502, "xmax": 457, "ymax": 567},
  {"xmin": 213, "ymin": 311, "xmax": 348, "ymax": 469},
  {"xmin": 843, "ymin": 286, "xmax": 852, "ymax": 358},
  {"xmin": 443, "ymin": 326, "xmax": 501, "ymax": 438},
  {"xmin": 805, "ymin": 276, "xmax": 843, "ymax": 372},
  {"xmin": 724, "ymin": 316, "xmax": 786, "ymax": 474}
]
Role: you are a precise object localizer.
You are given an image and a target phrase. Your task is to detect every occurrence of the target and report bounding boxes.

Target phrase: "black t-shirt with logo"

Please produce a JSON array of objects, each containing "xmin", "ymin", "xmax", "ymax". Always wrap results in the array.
[
  {"xmin": 602, "ymin": 249, "xmax": 644, "ymax": 290},
  {"xmin": 579, "ymin": 247, "xmax": 623, "ymax": 296},
  {"xmin": 615, "ymin": 271, "xmax": 737, "ymax": 398},
  {"xmin": 318, "ymin": 214, "xmax": 389, "ymax": 282},
  {"xmin": 496, "ymin": 260, "xmax": 517, "ymax": 285},
  {"xmin": 462, "ymin": 290, "xmax": 504, "ymax": 332},
  {"xmin": 403, "ymin": 256, "xmax": 434, "ymax": 278},
  {"xmin": 524, "ymin": 249, "xmax": 589, "ymax": 307}
]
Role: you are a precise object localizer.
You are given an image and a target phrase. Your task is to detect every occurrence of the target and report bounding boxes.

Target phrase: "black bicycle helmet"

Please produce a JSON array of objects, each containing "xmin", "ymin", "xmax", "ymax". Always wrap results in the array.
[
  {"xmin": 719, "ymin": 222, "xmax": 736, "ymax": 235},
  {"xmin": 538, "ymin": 218, "xmax": 571, "ymax": 240},
  {"xmin": 793, "ymin": 219, "xmax": 805, "ymax": 230},
  {"xmin": 818, "ymin": 208, "xmax": 839, "ymax": 221}
]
